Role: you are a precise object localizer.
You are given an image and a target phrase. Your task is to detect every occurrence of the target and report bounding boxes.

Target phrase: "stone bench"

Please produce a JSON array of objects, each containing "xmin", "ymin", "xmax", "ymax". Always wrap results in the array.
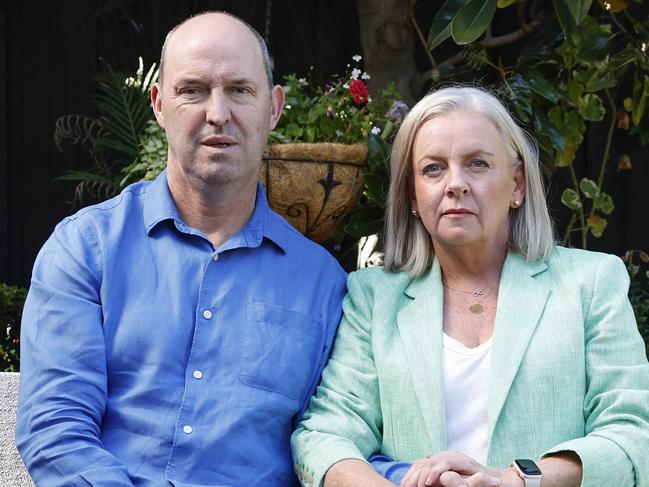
[{"xmin": 0, "ymin": 372, "xmax": 35, "ymax": 486}]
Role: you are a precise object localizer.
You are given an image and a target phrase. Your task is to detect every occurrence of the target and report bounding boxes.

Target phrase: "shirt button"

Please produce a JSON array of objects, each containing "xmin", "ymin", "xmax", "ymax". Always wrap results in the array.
[
  {"xmin": 193, "ymin": 370, "xmax": 203, "ymax": 380},
  {"xmin": 183, "ymin": 425, "xmax": 193, "ymax": 434},
  {"xmin": 212, "ymin": 253, "xmax": 219, "ymax": 261},
  {"xmin": 203, "ymin": 309, "xmax": 212, "ymax": 319}
]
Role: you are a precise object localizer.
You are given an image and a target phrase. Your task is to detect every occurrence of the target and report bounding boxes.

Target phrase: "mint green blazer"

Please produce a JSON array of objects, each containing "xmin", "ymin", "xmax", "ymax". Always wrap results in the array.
[{"xmin": 292, "ymin": 247, "xmax": 649, "ymax": 487}]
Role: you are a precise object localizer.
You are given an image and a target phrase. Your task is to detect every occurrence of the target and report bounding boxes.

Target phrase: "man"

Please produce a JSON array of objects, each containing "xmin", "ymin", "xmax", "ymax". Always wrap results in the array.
[{"xmin": 16, "ymin": 12, "xmax": 346, "ymax": 487}]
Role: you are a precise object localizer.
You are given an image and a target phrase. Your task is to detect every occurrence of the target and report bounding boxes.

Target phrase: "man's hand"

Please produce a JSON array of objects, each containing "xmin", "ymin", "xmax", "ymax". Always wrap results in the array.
[{"xmin": 399, "ymin": 451, "xmax": 524, "ymax": 487}]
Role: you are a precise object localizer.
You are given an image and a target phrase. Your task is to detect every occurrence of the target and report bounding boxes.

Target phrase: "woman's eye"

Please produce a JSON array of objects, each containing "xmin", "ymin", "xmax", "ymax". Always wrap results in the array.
[
  {"xmin": 470, "ymin": 159, "xmax": 489, "ymax": 168},
  {"xmin": 422, "ymin": 163, "xmax": 443, "ymax": 175}
]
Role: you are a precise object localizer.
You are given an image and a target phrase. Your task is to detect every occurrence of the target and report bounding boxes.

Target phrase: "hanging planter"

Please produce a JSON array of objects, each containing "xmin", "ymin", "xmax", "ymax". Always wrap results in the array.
[{"xmin": 261, "ymin": 143, "xmax": 368, "ymax": 242}]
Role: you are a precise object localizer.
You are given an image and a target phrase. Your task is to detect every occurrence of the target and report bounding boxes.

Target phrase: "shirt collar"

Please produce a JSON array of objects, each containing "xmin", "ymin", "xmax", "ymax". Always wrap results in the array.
[{"xmin": 143, "ymin": 169, "xmax": 289, "ymax": 253}]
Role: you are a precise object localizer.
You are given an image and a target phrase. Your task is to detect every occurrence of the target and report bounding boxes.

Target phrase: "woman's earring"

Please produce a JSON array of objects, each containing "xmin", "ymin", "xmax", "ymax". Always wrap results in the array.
[
  {"xmin": 411, "ymin": 209, "xmax": 419, "ymax": 217},
  {"xmin": 512, "ymin": 200, "xmax": 521, "ymax": 208}
]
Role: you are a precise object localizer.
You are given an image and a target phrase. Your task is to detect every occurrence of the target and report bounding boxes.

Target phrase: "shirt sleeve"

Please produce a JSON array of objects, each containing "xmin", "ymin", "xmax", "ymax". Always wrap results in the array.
[
  {"xmin": 15, "ymin": 219, "xmax": 135, "ymax": 487},
  {"xmin": 368, "ymin": 453, "xmax": 410, "ymax": 485},
  {"xmin": 291, "ymin": 271, "xmax": 384, "ymax": 487},
  {"xmin": 542, "ymin": 254, "xmax": 649, "ymax": 486}
]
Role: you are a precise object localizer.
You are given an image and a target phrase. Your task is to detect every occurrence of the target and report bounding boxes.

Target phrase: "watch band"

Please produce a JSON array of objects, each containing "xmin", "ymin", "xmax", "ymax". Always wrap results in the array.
[
  {"xmin": 520, "ymin": 478, "xmax": 541, "ymax": 487},
  {"xmin": 512, "ymin": 459, "xmax": 542, "ymax": 487}
]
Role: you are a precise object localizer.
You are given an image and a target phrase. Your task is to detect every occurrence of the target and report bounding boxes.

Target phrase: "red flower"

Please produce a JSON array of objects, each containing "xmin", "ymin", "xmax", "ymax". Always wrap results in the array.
[{"xmin": 349, "ymin": 79, "xmax": 369, "ymax": 105}]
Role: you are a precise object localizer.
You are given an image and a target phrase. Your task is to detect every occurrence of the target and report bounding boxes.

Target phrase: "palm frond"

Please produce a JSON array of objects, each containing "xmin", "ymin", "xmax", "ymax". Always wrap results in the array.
[{"xmin": 53, "ymin": 115, "xmax": 104, "ymax": 153}]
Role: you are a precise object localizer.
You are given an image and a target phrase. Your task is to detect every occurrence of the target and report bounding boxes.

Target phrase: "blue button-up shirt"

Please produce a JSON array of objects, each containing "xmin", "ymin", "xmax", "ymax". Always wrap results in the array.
[{"xmin": 17, "ymin": 171, "xmax": 347, "ymax": 487}]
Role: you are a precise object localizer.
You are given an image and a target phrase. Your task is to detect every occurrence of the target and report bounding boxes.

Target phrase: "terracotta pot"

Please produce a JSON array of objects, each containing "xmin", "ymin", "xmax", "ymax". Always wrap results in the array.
[{"xmin": 260, "ymin": 142, "xmax": 368, "ymax": 242}]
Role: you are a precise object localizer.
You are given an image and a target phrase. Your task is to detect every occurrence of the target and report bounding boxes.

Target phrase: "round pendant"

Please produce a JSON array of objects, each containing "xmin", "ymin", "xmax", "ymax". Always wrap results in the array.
[{"xmin": 469, "ymin": 303, "xmax": 484, "ymax": 314}]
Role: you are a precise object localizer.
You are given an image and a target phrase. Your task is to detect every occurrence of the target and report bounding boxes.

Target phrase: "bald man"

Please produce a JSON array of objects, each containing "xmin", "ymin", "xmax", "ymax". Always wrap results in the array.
[{"xmin": 16, "ymin": 12, "xmax": 346, "ymax": 487}]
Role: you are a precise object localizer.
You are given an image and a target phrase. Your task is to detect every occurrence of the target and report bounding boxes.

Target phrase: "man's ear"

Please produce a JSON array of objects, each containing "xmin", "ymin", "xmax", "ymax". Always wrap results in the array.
[
  {"xmin": 269, "ymin": 84, "xmax": 285, "ymax": 130},
  {"xmin": 151, "ymin": 83, "xmax": 165, "ymax": 129}
]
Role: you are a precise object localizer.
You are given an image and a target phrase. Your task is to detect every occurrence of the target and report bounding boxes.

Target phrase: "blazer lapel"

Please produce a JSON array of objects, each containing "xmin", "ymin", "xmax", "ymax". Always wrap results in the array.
[
  {"xmin": 488, "ymin": 252, "xmax": 549, "ymax": 439},
  {"xmin": 396, "ymin": 260, "xmax": 447, "ymax": 452}
]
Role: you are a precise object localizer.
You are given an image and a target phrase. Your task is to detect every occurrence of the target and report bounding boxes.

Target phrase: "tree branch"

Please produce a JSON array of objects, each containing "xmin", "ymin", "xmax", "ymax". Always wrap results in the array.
[{"xmin": 420, "ymin": 18, "xmax": 544, "ymax": 83}]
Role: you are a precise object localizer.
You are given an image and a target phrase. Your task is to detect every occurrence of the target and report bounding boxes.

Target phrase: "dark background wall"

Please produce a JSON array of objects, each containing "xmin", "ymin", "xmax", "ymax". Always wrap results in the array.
[
  {"xmin": 0, "ymin": 0, "xmax": 364, "ymax": 287},
  {"xmin": 1, "ymin": 0, "xmax": 648, "ymax": 288}
]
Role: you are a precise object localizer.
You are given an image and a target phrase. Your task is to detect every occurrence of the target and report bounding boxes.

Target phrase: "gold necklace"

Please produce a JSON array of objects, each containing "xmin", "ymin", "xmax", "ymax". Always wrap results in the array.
[{"xmin": 443, "ymin": 278, "xmax": 498, "ymax": 314}]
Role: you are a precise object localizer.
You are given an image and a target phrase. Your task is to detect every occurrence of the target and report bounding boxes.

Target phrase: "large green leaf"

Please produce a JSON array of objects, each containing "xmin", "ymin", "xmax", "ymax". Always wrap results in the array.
[
  {"xmin": 451, "ymin": 0, "xmax": 497, "ymax": 45},
  {"xmin": 534, "ymin": 110, "xmax": 565, "ymax": 153},
  {"xmin": 561, "ymin": 0, "xmax": 593, "ymax": 26},
  {"xmin": 523, "ymin": 71, "xmax": 563, "ymax": 104},
  {"xmin": 574, "ymin": 65, "xmax": 618, "ymax": 92},
  {"xmin": 504, "ymin": 74, "xmax": 532, "ymax": 123},
  {"xmin": 428, "ymin": 0, "xmax": 470, "ymax": 50},
  {"xmin": 578, "ymin": 27, "xmax": 613, "ymax": 64},
  {"xmin": 552, "ymin": 0, "xmax": 579, "ymax": 44}
]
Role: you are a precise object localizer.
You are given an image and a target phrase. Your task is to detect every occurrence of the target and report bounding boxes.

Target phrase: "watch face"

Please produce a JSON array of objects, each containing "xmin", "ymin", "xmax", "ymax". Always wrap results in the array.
[{"xmin": 514, "ymin": 459, "xmax": 542, "ymax": 476}]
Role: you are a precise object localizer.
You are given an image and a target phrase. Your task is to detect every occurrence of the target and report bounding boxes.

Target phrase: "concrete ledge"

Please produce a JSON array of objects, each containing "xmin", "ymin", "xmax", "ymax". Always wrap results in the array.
[{"xmin": 0, "ymin": 372, "xmax": 34, "ymax": 486}]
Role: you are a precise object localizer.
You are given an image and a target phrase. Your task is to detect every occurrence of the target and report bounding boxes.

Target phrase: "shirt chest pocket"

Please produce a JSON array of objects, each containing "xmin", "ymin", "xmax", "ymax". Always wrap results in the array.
[{"xmin": 240, "ymin": 302, "xmax": 323, "ymax": 400}]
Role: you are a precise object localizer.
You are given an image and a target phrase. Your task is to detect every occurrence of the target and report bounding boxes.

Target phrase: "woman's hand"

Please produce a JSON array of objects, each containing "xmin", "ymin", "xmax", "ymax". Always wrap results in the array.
[{"xmin": 399, "ymin": 451, "xmax": 522, "ymax": 487}]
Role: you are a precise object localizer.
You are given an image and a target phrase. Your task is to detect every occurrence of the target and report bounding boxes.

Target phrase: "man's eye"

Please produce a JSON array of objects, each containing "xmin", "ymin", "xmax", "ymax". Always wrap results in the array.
[
  {"xmin": 470, "ymin": 159, "xmax": 489, "ymax": 168},
  {"xmin": 178, "ymin": 87, "xmax": 201, "ymax": 95},
  {"xmin": 232, "ymin": 86, "xmax": 253, "ymax": 94}
]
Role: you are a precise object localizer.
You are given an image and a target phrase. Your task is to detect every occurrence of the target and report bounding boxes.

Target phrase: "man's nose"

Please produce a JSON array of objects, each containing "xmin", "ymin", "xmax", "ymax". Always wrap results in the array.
[{"xmin": 205, "ymin": 89, "xmax": 231, "ymax": 126}]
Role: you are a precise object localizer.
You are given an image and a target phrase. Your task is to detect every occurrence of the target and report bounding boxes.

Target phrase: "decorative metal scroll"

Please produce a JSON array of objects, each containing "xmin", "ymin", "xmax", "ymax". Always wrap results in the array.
[{"xmin": 260, "ymin": 143, "xmax": 368, "ymax": 242}]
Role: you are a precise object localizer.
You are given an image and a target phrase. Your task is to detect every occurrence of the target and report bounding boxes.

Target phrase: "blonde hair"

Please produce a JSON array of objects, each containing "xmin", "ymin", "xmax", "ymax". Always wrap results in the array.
[{"xmin": 383, "ymin": 86, "xmax": 555, "ymax": 275}]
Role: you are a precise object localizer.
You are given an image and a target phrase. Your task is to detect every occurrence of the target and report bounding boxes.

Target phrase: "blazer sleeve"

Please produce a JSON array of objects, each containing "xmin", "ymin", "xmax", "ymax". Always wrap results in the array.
[
  {"xmin": 291, "ymin": 271, "xmax": 384, "ymax": 487},
  {"xmin": 542, "ymin": 254, "xmax": 649, "ymax": 486}
]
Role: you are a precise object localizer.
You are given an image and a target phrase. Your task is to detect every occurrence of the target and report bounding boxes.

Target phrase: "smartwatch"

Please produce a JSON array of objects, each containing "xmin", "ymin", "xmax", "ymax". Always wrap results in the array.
[{"xmin": 512, "ymin": 459, "xmax": 542, "ymax": 487}]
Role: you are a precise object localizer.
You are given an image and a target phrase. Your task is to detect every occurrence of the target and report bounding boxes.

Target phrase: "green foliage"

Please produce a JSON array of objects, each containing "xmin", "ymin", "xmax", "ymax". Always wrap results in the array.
[
  {"xmin": 0, "ymin": 283, "xmax": 27, "ymax": 372},
  {"xmin": 269, "ymin": 57, "xmax": 401, "ymax": 145},
  {"xmin": 345, "ymin": 133, "xmax": 392, "ymax": 238},
  {"xmin": 428, "ymin": 0, "xmax": 469, "ymax": 50},
  {"xmin": 451, "ymin": 0, "xmax": 497, "ymax": 45},
  {"xmin": 121, "ymin": 121, "xmax": 168, "ymax": 185},
  {"xmin": 417, "ymin": 0, "xmax": 649, "ymax": 249},
  {"xmin": 55, "ymin": 58, "xmax": 158, "ymax": 205}
]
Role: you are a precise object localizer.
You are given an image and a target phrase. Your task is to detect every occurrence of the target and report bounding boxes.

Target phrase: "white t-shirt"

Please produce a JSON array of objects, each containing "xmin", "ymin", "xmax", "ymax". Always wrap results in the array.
[{"xmin": 442, "ymin": 333, "xmax": 492, "ymax": 465}]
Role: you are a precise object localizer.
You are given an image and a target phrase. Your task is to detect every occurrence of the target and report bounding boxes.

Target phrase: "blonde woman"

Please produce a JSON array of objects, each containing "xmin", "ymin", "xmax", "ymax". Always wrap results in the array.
[{"xmin": 291, "ymin": 87, "xmax": 649, "ymax": 487}]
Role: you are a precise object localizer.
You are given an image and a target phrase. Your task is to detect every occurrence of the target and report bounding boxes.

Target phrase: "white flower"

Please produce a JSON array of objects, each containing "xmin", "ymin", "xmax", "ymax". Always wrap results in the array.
[
  {"xmin": 351, "ymin": 68, "xmax": 361, "ymax": 80},
  {"xmin": 352, "ymin": 54, "xmax": 362, "ymax": 62},
  {"xmin": 361, "ymin": 72, "xmax": 371, "ymax": 80},
  {"xmin": 298, "ymin": 78, "xmax": 308, "ymax": 86},
  {"xmin": 343, "ymin": 82, "xmax": 350, "ymax": 89},
  {"xmin": 285, "ymin": 104, "xmax": 292, "ymax": 109},
  {"xmin": 336, "ymin": 130, "xmax": 343, "ymax": 137},
  {"xmin": 371, "ymin": 126, "xmax": 382, "ymax": 135},
  {"xmin": 367, "ymin": 96, "xmax": 373, "ymax": 103}
]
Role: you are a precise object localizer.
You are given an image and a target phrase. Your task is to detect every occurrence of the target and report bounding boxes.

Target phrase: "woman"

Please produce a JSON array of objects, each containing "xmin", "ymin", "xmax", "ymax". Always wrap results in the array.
[{"xmin": 291, "ymin": 87, "xmax": 649, "ymax": 487}]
